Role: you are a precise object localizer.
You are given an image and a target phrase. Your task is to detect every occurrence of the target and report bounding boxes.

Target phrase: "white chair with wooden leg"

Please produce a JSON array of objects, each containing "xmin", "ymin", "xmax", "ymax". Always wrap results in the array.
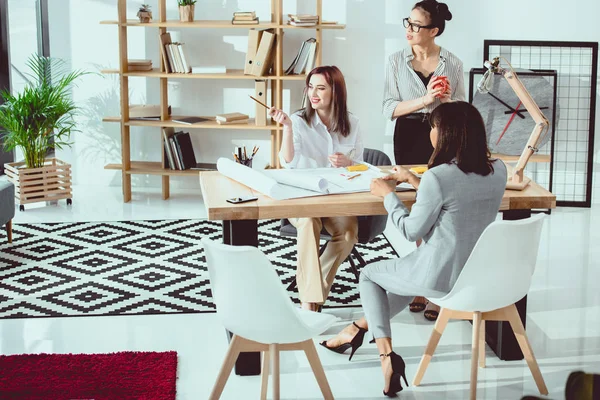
[
  {"xmin": 412, "ymin": 214, "xmax": 548, "ymax": 400},
  {"xmin": 202, "ymin": 238, "xmax": 337, "ymax": 400}
]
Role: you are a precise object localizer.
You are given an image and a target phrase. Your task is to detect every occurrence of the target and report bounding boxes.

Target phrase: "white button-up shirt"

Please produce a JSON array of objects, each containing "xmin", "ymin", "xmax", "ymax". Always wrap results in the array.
[{"xmin": 279, "ymin": 112, "xmax": 364, "ymax": 169}]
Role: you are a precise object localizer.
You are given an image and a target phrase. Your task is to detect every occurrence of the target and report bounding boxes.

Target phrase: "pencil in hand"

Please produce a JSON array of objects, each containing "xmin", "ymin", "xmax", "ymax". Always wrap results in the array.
[{"xmin": 249, "ymin": 95, "xmax": 269, "ymax": 109}]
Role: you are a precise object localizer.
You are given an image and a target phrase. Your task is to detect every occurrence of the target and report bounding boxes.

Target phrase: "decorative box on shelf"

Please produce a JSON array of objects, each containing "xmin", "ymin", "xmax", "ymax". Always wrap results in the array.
[{"xmin": 3, "ymin": 158, "xmax": 73, "ymax": 211}]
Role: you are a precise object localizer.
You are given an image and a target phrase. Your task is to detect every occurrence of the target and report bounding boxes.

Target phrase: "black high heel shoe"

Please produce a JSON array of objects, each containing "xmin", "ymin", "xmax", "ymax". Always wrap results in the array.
[
  {"xmin": 319, "ymin": 322, "xmax": 367, "ymax": 361},
  {"xmin": 381, "ymin": 351, "xmax": 409, "ymax": 397}
]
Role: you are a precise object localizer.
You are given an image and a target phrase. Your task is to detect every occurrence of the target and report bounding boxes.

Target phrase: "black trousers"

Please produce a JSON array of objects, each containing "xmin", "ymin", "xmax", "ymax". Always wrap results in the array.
[{"xmin": 393, "ymin": 116, "xmax": 434, "ymax": 165}]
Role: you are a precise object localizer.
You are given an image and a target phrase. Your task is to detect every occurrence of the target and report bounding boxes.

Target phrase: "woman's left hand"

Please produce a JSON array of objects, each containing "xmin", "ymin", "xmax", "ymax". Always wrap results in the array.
[
  {"xmin": 328, "ymin": 152, "xmax": 353, "ymax": 168},
  {"xmin": 438, "ymin": 89, "xmax": 452, "ymax": 103},
  {"xmin": 370, "ymin": 178, "xmax": 396, "ymax": 197}
]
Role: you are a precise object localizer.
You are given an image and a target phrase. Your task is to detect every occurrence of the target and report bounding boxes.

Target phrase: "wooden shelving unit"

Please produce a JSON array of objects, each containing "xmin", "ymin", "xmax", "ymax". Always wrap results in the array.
[{"xmin": 103, "ymin": 0, "xmax": 343, "ymax": 202}]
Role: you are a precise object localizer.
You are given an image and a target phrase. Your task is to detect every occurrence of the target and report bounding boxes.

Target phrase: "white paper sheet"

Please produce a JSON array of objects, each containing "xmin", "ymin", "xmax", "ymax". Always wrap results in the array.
[{"xmin": 216, "ymin": 158, "xmax": 415, "ymax": 200}]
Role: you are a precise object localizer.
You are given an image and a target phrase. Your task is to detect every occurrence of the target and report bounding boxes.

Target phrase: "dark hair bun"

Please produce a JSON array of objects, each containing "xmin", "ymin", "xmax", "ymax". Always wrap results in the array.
[{"xmin": 437, "ymin": 2, "xmax": 452, "ymax": 21}]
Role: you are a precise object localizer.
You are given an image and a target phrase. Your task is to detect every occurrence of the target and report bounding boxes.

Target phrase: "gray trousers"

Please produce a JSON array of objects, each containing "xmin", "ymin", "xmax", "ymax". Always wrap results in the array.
[{"xmin": 359, "ymin": 259, "xmax": 446, "ymax": 339}]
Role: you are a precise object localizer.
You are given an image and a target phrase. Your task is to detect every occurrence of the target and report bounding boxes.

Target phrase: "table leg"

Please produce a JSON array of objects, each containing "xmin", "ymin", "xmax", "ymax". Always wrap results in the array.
[
  {"xmin": 484, "ymin": 209, "xmax": 531, "ymax": 361},
  {"xmin": 222, "ymin": 220, "xmax": 261, "ymax": 376}
]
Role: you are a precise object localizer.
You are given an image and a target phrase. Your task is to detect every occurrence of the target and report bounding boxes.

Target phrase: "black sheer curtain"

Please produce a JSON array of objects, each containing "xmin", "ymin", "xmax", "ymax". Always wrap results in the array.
[
  {"xmin": 0, "ymin": 0, "xmax": 50, "ymax": 175},
  {"xmin": 0, "ymin": 0, "xmax": 13, "ymax": 175}
]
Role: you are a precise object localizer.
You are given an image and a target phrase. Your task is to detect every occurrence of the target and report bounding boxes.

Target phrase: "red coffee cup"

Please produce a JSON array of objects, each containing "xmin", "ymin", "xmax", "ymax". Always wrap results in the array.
[{"xmin": 432, "ymin": 76, "xmax": 449, "ymax": 98}]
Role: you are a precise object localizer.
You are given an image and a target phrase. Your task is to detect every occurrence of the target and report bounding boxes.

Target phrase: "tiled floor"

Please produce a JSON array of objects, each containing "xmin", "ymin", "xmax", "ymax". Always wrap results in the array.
[{"xmin": 2, "ymin": 184, "xmax": 600, "ymax": 399}]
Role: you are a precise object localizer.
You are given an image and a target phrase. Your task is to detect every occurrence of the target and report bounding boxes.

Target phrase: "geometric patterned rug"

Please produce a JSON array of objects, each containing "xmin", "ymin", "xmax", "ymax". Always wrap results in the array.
[{"xmin": 0, "ymin": 219, "xmax": 398, "ymax": 319}]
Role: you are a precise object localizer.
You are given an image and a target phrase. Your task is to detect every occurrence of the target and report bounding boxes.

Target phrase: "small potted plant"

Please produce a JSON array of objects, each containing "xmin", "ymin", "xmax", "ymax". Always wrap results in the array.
[
  {"xmin": 178, "ymin": 0, "xmax": 196, "ymax": 22},
  {"xmin": 137, "ymin": 4, "xmax": 152, "ymax": 23},
  {"xmin": 0, "ymin": 55, "xmax": 87, "ymax": 210}
]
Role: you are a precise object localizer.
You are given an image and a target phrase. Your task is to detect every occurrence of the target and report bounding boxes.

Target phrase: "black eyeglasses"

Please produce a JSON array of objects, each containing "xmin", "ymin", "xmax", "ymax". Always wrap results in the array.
[{"xmin": 403, "ymin": 18, "xmax": 435, "ymax": 33}]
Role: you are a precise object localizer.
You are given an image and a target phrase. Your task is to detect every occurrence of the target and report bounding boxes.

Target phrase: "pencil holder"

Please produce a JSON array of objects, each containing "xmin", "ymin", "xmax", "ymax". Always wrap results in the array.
[{"xmin": 236, "ymin": 158, "xmax": 252, "ymax": 168}]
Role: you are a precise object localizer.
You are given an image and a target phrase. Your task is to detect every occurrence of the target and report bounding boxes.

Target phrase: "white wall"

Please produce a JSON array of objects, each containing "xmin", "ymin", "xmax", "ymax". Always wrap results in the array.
[{"xmin": 45, "ymin": 0, "xmax": 600, "ymax": 195}]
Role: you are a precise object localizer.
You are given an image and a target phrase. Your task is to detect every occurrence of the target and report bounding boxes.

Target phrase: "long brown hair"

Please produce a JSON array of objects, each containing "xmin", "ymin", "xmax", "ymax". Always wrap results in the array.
[
  {"xmin": 300, "ymin": 65, "xmax": 351, "ymax": 137},
  {"xmin": 428, "ymin": 102, "xmax": 494, "ymax": 176}
]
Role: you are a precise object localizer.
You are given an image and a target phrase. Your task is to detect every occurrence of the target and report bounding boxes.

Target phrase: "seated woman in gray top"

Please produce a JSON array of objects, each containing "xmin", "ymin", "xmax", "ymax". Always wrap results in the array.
[{"xmin": 321, "ymin": 101, "xmax": 507, "ymax": 397}]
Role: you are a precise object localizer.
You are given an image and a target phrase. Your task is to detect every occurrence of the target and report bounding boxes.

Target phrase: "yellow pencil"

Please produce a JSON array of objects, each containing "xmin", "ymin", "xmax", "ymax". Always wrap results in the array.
[{"xmin": 347, "ymin": 173, "xmax": 361, "ymax": 181}]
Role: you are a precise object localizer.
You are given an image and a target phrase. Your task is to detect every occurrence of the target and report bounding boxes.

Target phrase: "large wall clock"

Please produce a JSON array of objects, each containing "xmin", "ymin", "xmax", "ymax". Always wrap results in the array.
[{"xmin": 472, "ymin": 70, "xmax": 559, "ymax": 155}]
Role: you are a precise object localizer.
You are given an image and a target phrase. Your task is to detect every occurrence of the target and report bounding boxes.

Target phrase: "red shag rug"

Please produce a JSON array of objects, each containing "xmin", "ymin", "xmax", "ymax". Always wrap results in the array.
[{"xmin": 0, "ymin": 351, "xmax": 177, "ymax": 400}]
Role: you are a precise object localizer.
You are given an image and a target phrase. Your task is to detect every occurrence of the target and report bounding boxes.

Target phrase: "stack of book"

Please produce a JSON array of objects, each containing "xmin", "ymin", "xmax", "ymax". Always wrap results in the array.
[
  {"xmin": 128, "ymin": 59, "xmax": 152, "ymax": 71},
  {"xmin": 162, "ymin": 127, "xmax": 197, "ymax": 170},
  {"xmin": 216, "ymin": 112, "xmax": 249, "ymax": 125},
  {"xmin": 285, "ymin": 38, "xmax": 317, "ymax": 75},
  {"xmin": 287, "ymin": 14, "xmax": 319, "ymax": 26},
  {"xmin": 232, "ymin": 11, "xmax": 258, "ymax": 25}
]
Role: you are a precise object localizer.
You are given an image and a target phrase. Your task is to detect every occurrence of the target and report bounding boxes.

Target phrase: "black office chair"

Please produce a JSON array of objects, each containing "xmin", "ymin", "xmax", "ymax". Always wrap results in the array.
[{"xmin": 280, "ymin": 148, "xmax": 391, "ymax": 291}]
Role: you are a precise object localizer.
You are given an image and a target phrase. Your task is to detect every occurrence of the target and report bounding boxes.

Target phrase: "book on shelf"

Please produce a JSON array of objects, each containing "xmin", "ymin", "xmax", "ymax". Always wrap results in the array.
[
  {"xmin": 216, "ymin": 119, "xmax": 249, "ymax": 125},
  {"xmin": 130, "ymin": 104, "xmax": 171, "ymax": 120},
  {"xmin": 158, "ymin": 33, "xmax": 192, "ymax": 74},
  {"xmin": 232, "ymin": 17, "xmax": 259, "ymax": 24},
  {"xmin": 232, "ymin": 11, "xmax": 258, "ymax": 24},
  {"xmin": 287, "ymin": 14, "xmax": 319, "ymax": 26},
  {"xmin": 190, "ymin": 66, "xmax": 227, "ymax": 74},
  {"xmin": 128, "ymin": 59, "xmax": 152, "ymax": 66},
  {"xmin": 171, "ymin": 116, "xmax": 211, "ymax": 125},
  {"xmin": 234, "ymin": 11, "xmax": 256, "ymax": 18},
  {"xmin": 169, "ymin": 137, "xmax": 183, "ymax": 170},
  {"xmin": 285, "ymin": 38, "xmax": 317, "ymax": 75},
  {"xmin": 128, "ymin": 64, "xmax": 153, "ymax": 71},
  {"xmin": 170, "ymin": 43, "xmax": 182, "ymax": 72},
  {"xmin": 159, "ymin": 32, "xmax": 173, "ymax": 73},
  {"xmin": 173, "ymin": 131, "xmax": 198, "ymax": 170},
  {"xmin": 162, "ymin": 127, "xmax": 177, "ymax": 170},
  {"xmin": 176, "ymin": 43, "xmax": 191, "ymax": 73},
  {"xmin": 215, "ymin": 112, "xmax": 249, "ymax": 122}
]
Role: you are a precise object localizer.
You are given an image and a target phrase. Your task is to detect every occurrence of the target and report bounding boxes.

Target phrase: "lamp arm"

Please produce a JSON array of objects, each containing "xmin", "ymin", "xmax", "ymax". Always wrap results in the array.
[{"xmin": 500, "ymin": 68, "xmax": 550, "ymax": 183}]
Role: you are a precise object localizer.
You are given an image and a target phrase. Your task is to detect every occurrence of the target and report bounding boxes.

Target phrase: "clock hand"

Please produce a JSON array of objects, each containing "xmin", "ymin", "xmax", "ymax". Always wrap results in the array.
[
  {"xmin": 503, "ymin": 106, "xmax": 548, "ymax": 115},
  {"xmin": 488, "ymin": 92, "xmax": 526, "ymax": 119},
  {"xmin": 496, "ymin": 101, "xmax": 522, "ymax": 146}
]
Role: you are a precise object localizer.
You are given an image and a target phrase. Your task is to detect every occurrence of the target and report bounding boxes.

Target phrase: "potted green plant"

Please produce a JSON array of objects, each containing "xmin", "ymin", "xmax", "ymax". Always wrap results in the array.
[
  {"xmin": 0, "ymin": 55, "xmax": 87, "ymax": 210},
  {"xmin": 137, "ymin": 4, "xmax": 152, "ymax": 23},
  {"xmin": 178, "ymin": 0, "xmax": 196, "ymax": 22}
]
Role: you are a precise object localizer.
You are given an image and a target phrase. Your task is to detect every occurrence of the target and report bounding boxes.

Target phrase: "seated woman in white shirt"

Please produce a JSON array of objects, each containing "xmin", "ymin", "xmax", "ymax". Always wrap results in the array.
[{"xmin": 269, "ymin": 65, "xmax": 364, "ymax": 312}]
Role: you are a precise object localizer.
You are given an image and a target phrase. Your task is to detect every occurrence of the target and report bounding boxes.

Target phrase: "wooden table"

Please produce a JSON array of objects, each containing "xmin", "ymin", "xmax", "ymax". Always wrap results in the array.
[{"xmin": 200, "ymin": 171, "xmax": 556, "ymax": 375}]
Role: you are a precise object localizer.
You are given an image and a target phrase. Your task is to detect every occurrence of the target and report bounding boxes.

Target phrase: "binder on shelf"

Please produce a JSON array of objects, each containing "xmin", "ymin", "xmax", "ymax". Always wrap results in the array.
[
  {"xmin": 162, "ymin": 127, "xmax": 176, "ymax": 169},
  {"xmin": 250, "ymin": 29, "xmax": 276, "ymax": 77},
  {"xmin": 174, "ymin": 131, "xmax": 198, "ymax": 170},
  {"xmin": 254, "ymin": 80, "xmax": 267, "ymax": 126},
  {"xmin": 244, "ymin": 29, "xmax": 262, "ymax": 75}
]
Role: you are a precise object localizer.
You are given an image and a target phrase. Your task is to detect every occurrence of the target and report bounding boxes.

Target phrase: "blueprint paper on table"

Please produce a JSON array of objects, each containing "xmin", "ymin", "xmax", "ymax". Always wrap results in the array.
[{"xmin": 216, "ymin": 158, "xmax": 413, "ymax": 200}]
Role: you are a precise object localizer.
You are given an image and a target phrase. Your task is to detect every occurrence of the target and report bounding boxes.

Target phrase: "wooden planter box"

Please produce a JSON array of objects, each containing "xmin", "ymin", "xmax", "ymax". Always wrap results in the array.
[{"xmin": 3, "ymin": 158, "xmax": 72, "ymax": 211}]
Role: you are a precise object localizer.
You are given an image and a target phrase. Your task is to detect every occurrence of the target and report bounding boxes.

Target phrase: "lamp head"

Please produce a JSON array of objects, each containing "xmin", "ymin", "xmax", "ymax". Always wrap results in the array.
[{"xmin": 477, "ymin": 57, "xmax": 501, "ymax": 94}]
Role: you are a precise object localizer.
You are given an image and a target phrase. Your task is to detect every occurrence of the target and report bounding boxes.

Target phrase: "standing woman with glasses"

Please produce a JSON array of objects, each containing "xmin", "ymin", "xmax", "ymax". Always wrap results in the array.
[{"xmin": 382, "ymin": 0, "xmax": 465, "ymax": 321}]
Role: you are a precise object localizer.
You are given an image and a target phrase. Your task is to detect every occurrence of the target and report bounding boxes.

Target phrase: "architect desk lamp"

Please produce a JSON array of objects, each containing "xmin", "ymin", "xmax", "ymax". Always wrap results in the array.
[{"xmin": 477, "ymin": 57, "xmax": 550, "ymax": 190}]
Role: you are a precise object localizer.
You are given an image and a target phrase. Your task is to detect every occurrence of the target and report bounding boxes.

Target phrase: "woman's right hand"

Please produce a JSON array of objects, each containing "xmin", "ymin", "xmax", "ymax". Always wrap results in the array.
[
  {"xmin": 383, "ymin": 165, "xmax": 414, "ymax": 183},
  {"xmin": 423, "ymin": 76, "xmax": 446, "ymax": 106},
  {"xmin": 269, "ymin": 107, "xmax": 292, "ymax": 128}
]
